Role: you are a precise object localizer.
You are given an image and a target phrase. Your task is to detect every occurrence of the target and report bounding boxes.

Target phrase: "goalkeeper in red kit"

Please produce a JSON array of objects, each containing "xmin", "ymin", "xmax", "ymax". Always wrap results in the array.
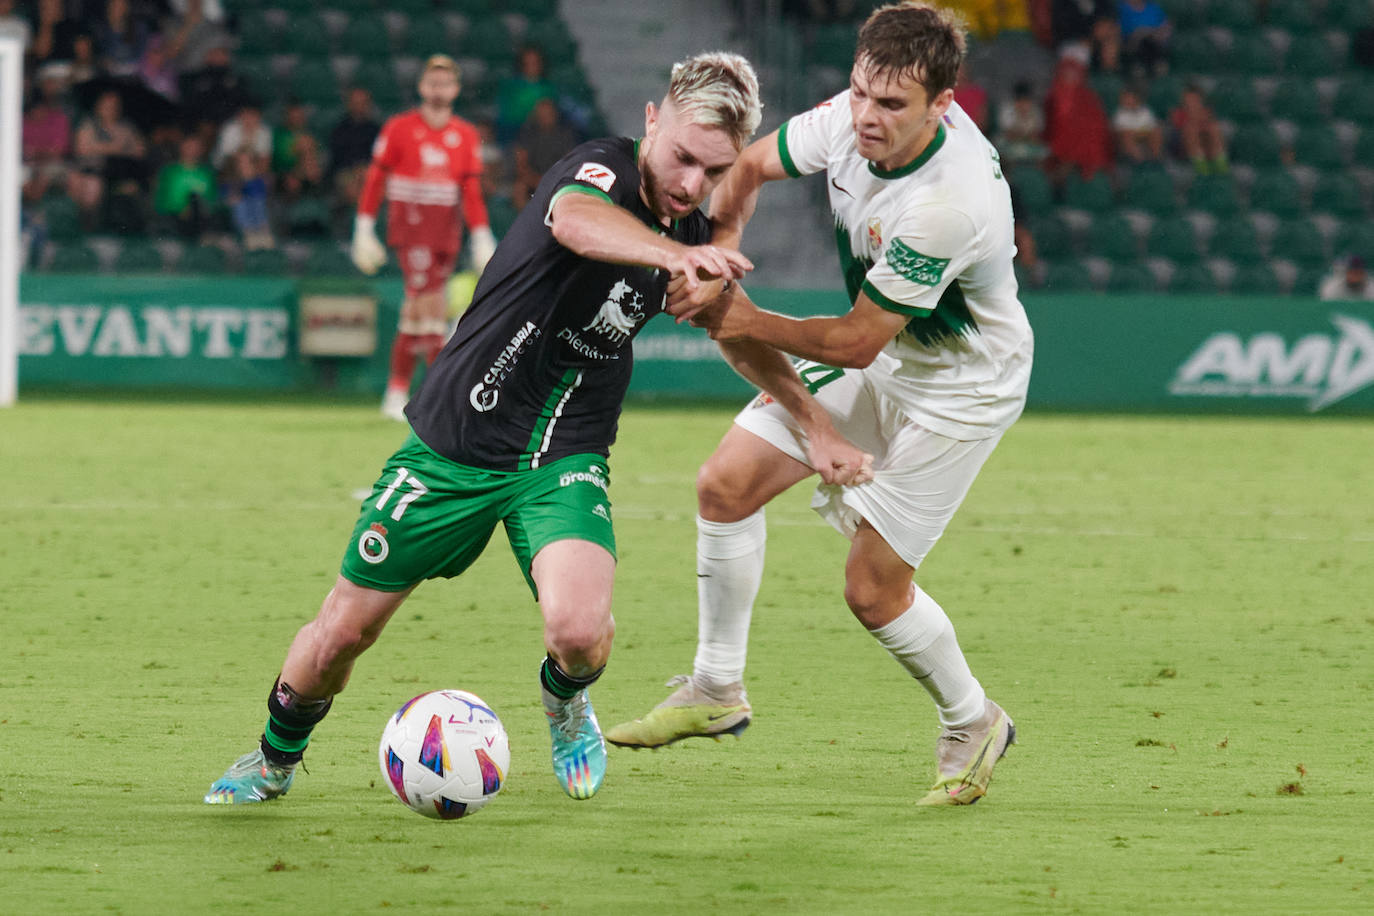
[{"xmin": 352, "ymin": 54, "xmax": 498, "ymax": 420}]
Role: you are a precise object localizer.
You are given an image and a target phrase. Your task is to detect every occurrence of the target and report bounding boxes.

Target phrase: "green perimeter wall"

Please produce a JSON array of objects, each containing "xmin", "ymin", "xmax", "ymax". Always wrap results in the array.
[{"xmin": 13, "ymin": 275, "xmax": 1374, "ymax": 415}]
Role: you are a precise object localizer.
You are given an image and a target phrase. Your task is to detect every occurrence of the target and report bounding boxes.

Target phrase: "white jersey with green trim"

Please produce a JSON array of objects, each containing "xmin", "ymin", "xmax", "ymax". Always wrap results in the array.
[{"xmin": 777, "ymin": 93, "xmax": 1033, "ymax": 439}]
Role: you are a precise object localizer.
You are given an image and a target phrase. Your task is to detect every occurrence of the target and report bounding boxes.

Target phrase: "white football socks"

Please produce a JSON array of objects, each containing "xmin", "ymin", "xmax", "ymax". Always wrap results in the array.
[
  {"xmin": 691, "ymin": 511, "xmax": 766, "ymax": 693},
  {"xmin": 868, "ymin": 584, "xmax": 985, "ymax": 727}
]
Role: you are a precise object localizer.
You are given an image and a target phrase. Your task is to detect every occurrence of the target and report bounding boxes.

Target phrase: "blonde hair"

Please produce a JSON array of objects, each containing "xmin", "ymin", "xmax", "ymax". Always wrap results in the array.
[{"xmin": 665, "ymin": 51, "xmax": 763, "ymax": 150}]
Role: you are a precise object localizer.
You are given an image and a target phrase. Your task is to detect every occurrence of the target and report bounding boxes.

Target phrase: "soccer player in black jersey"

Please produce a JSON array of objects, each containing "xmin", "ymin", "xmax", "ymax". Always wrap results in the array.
[{"xmin": 205, "ymin": 52, "xmax": 763, "ymax": 805}]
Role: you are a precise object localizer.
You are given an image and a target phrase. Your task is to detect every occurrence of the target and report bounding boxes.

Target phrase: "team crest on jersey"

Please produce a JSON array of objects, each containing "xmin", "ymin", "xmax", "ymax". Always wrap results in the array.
[
  {"xmin": 886, "ymin": 238, "xmax": 950, "ymax": 287},
  {"xmin": 574, "ymin": 162, "xmax": 616, "ymax": 193},
  {"xmin": 583, "ymin": 279, "xmax": 645, "ymax": 344},
  {"xmin": 443, "ymin": 130, "xmax": 461, "ymax": 148},
  {"xmin": 867, "ymin": 218, "xmax": 883, "ymax": 254}
]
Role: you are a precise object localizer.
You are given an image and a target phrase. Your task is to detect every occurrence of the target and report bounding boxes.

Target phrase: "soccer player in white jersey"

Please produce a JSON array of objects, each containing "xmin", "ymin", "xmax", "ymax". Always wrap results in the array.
[{"xmin": 608, "ymin": 1, "xmax": 1032, "ymax": 806}]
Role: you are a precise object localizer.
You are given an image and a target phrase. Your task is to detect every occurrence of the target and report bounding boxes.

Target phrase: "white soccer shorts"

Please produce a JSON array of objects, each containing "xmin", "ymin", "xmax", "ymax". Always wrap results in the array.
[{"xmin": 733, "ymin": 362, "xmax": 1004, "ymax": 570}]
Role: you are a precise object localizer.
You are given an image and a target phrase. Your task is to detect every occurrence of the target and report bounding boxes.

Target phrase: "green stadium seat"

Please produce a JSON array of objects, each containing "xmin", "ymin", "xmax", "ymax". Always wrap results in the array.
[
  {"xmin": 240, "ymin": 248, "xmax": 291, "ymax": 275},
  {"xmin": 286, "ymin": 197, "xmax": 333, "ymax": 238},
  {"xmin": 1269, "ymin": 217, "xmax": 1330, "ymax": 267},
  {"xmin": 810, "ymin": 22, "xmax": 859, "ymax": 70},
  {"xmin": 1062, "ymin": 172, "xmax": 1115, "ymax": 213},
  {"xmin": 1310, "ymin": 172, "xmax": 1368, "ymax": 220},
  {"xmin": 291, "ymin": 59, "xmax": 341, "ymax": 108},
  {"xmin": 1210, "ymin": 75, "xmax": 1264, "ymax": 124},
  {"xmin": 1091, "ymin": 213, "xmax": 1142, "ymax": 261},
  {"xmin": 236, "ymin": 13, "xmax": 282, "ymax": 55},
  {"xmin": 283, "ymin": 18, "xmax": 335, "ymax": 58},
  {"xmin": 1286, "ymin": 34, "xmax": 1339, "ymax": 77},
  {"xmin": 115, "ymin": 240, "xmax": 165, "ymax": 273},
  {"xmin": 1186, "ymin": 174, "xmax": 1243, "ymax": 216},
  {"xmin": 402, "ymin": 14, "xmax": 457, "ymax": 58},
  {"xmin": 1267, "ymin": 77, "xmax": 1313, "ymax": 121},
  {"xmin": 1333, "ymin": 77, "xmax": 1374, "ymax": 123},
  {"xmin": 1228, "ymin": 122, "xmax": 1284, "ymax": 168},
  {"xmin": 1333, "ymin": 0, "xmax": 1374, "ymax": 31},
  {"xmin": 42, "ymin": 196, "xmax": 83, "ymax": 242},
  {"xmin": 449, "ymin": 0, "xmax": 494, "ymax": 14},
  {"xmin": 1157, "ymin": 0, "xmax": 1209, "ymax": 30},
  {"xmin": 1042, "ymin": 259, "xmax": 1095, "ymax": 291},
  {"xmin": 1331, "ymin": 221, "xmax": 1374, "ymax": 260},
  {"xmin": 1291, "ymin": 265, "xmax": 1327, "ymax": 298},
  {"xmin": 1227, "ymin": 33, "xmax": 1280, "ymax": 76},
  {"xmin": 338, "ymin": 14, "xmax": 394, "ymax": 58},
  {"xmin": 1248, "ymin": 168, "xmax": 1305, "ymax": 218},
  {"xmin": 1210, "ymin": 0, "xmax": 1259, "ymax": 29},
  {"xmin": 1009, "ymin": 167, "xmax": 1054, "ymax": 216},
  {"xmin": 351, "ymin": 60, "xmax": 404, "ymax": 108},
  {"xmin": 459, "ymin": 18, "xmax": 515, "ymax": 63},
  {"xmin": 1228, "ymin": 261, "xmax": 1284, "ymax": 295},
  {"xmin": 179, "ymin": 245, "xmax": 227, "ymax": 274},
  {"xmin": 1355, "ymin": 128, "xmax": 1374, "ymax": 170},
  {"xmin": 1148, "ymin": 215, "xmax": 1203, "ymax": 264},
  {"xmin": 1028, "ymin": 214, "xmax": 1074, "ymax": 260},
  {"xmin": 505, "ymin": 0, "xmax": 559, "ymax": 16},
  {"xmin": 1091, "ymin": 72, "xmax": 1124, "ymax": 112},
  {"xmin": 46, "ymin": 242, "xmax": 101, "ymax": 273},
  {"xmin": 1169, "ymin": 261, "xmax": 1222, "ymax": 292},
  {"xmin": 1147, "ymin": 74, "xmax": 1185, "ymax": 114},
  {"xmin": 1106, "ymin": 260, "xmax": 1156, "ymax": 293},
  {"xmin": 1121, "ymin": 166, "xmax": 1179, "ymax": 216},
  {"xmin": 1266, "ymin": 0, "xmax": 1318, "ymax": 33},
  {"xmin": 487, "ymin": 196, "xmax": 519, "ymax": 238},
  {"xmin": 1210, "ymin": 215, "xmax": 1264, "ymax": 264},
  {"xmin": 524, "ymin": 19, "xmax": 579, "ymax": 66},
  {"xmin": 1169, "ymin": 30, "xmax": 1218, "ymax": 75},
  {"xmin": 1290, "ymin": 124, "xmax": 1346, "ymax": 171},
  {"xmin": 303, "ymin": 243, "xmax": 357, "ymax": 276}
]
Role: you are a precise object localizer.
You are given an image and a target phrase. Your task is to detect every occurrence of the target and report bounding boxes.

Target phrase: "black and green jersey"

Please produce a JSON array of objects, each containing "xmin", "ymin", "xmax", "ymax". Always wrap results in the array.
[{"xmin": 407, "ymin": 137, "xmax": 710, "ymax": 470}]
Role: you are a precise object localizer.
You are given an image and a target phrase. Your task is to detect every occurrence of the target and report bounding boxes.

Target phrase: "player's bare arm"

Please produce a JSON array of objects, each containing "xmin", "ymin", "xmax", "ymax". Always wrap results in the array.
[
  {"xmin": 549, "ymin": 190, "xmax": 752, "ymax": 283},
  {"xmin": 714, "ymin": 337, "xmax": 874, "ymax": 486},
  {"xmin": 698, "ymin": 284, "xmax": 908, "ymax": 369}
]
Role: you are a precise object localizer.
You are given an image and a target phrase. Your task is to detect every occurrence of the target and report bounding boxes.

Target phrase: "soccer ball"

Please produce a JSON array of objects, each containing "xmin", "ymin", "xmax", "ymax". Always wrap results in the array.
[{"xmin": 378, "ymin": 689, "xmax": 510, "ymax": 819}]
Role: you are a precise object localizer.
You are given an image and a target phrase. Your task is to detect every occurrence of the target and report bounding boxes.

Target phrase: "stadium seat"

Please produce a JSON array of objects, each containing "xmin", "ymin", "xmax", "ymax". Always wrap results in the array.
[
  {"xmin": 1310, "ymin": 171, "xmax": 1368, "ymax": 220},
  {"xmin": 1210, "ymin": 215, "xmax": 1264, "ymax": 264},
  {"xmin": 1147, "ymin": 215, "xmax": 1204, "ymax": 264},
  {"xmin": 1157, "ymin": 0, "xmax": 1209, "ymax": 30},
  {"xmin": 236, "ymin": 13, "xmax": 282, "ymax": 55},
  {"xmin": 1106, "ymin": 260, "xmax": 1156, "ymax": 293},
  {"xmin": 1331, "ymin": 221, "xmax": 1374, "ymax": 260},
  {"xmin": 810, "ymin": 23, "xmax": 859, "ymax": 69},
  {"xmin": 240, "ymin": 248, "xmax": 290, "ymax": 275},
  {"xmin": 1147, "ymin": 74, "xmax": 1185, "ymax": 115},
  {"xmin": 351, "ymin": 60, "xmax": 404, "ymax": 108},
  {"xmin": 1061, "ymin": 172, "xmax": 1115, "ymax": 213},
  {"xmin": 1227, "ymin": 33, "xmax": 1281, "ymax": 76},
  {"xmin": 179, "ymin": 245, "xmax": 228, "ymax": 274},
  {"xmin": 1091, "ymin": 72, "xmax": 1124, "ymax": 112},
  {"xmin": 402, "ymin": 14, "xmax": 457, "ymax": 58},
  {"xmin": 1248, "ymin": 168, "xmax": 1305, "ymax": 218},
  {"xmin": 303, "ymin": 243, "xmax": 358, "ymax": 276},
  {"xmin": 487, "ymin": 196, "xmax": 519, "ymax": 238},
  {"xmin": 1290, "ymin": 124, "xmax": 1346, "ymax": 171},
  {"xmin": 1169, "ymin": 261, "xmax": 1222, "ymax": 292},
  {"xmin": 45, "ymin": 242, "xmax": 101, "ymax": 273},
  {"xmin": 504, "ymin": 0, "xmax": 559, "ymax": 16},
  {"xmin": 285, "ymin": 197, "xmax": 333, "ymax": 238},
  {"xmin": 1267, "ymin": 77, "xmax": 1313, "ymax": 122},
  {"xmin": 1186, "ymin": 174, "xmax": 1243, "ymax": 217},
  {"xmin": 115, "ymin": 240, "xmax": 165, "ymax": 273},
  {"xmin": 1042, "ymin": 259, "xmax": 1095, "ymax": 291},
  {"xmin": 41, "ymin": 196, "xmax": 83, "ymax": 242},
  {"xmin": 1333, "ymin": 0, "xmax": 1374, "ymax": 31},
  {"xmin": 1169, "ymin": 30, "xmax": 1218, "ymax": 75},
  {"xmin": 1210, "ymin": 0, "xmax": 1259, "ymax": 29},
  {"xmin": 1228, "ymin": 122, "xmax": 1284, "ymax": 169},
  {"xmin": 290, "ymin": 59, "xmax": 341, "ymax": 108},
  {"xmin": 524, "ymin": 19, "xmax": 580, "ymax": 66},
  {"xmin": 338, "ymin": 14, "xmax": 394, "ymax": 58},
  {"xmin": 1028, "ymin": 214, "xmax": 1074, "ymax": 260},
  {"xmin": 1286, "ymin": 34, "xmax": 1339, "ymax": 77},
  {"xmin": 1228, "ymin": 261, "xmax": 1284, "ymax": 295},
  {"xmin": 1210, "ymin": 75, "xmax": 1264, "ymax": 124},
  {"xmin": 1267, "ymin": 0, "xmax": 1318, "ymax": 32},
  {"xmin": 1121, "ymin": 166, "xmax": 1179, "ymax": 216},
  {"xmin": 459, "ymin": 18, "xmax": 515, "ymax": 62},
  {"xmin": 1009, "ymin": 167, "xmax": 1054, "ymax": 216},
  {"xmin": 1091, "ymin": 213, "xmax": 1142, "ymax": 261},
  {"xmin": 283, "ymin": 18, "xmax": 335, "ymax": 58},
  {"xmin": 1332, "ymin": 77, "xmax": 1374, "ymax": 124},
  {"xmin": 1269, "ymin": 217, "xmax": 1330, "ymax": 267}
]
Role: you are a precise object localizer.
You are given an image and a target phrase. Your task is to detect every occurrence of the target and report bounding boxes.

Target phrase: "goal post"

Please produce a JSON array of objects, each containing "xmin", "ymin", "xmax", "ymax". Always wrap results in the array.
[{"xmin": 0, "ymin": 24, "xmax": 23, "ymax": 407}]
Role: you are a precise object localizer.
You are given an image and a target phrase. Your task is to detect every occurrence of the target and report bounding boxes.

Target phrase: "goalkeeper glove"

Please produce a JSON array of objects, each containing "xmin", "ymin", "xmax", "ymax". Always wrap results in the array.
[{"xmin": 350, "ymin": 214, "xmax": 386, "ymax": 275}]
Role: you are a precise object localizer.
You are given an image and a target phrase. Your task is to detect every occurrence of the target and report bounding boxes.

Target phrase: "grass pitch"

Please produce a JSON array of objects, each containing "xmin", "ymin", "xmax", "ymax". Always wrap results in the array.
[{"xmin": 2, "ymin": 398, "xmax": 1372, "ymax": 914}]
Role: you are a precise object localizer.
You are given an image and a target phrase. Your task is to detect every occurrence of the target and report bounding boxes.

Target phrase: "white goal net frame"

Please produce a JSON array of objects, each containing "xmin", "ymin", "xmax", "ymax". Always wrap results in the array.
[{"xmin": 0, "ymin": 25, "xmax": 22, "ymax": 407}]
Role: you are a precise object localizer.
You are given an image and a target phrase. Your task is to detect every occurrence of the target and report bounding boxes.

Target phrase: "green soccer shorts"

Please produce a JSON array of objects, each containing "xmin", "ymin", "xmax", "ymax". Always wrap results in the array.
[{"xmin": 340, "ymin": 433, "xmax": 616, "ymax": 596}]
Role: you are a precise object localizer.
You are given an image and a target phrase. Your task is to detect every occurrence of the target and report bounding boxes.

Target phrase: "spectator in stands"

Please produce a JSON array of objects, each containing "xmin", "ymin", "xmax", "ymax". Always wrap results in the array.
[
  {"xmin": 155, "ymin": 132, "xmax": 217, "ymax": 239},
  {"xmin": 212, "ymin": 101, "xmax": 272, "ymax": 173},
  {"xmin": 1169, "ymin": 84, "xmax": 1227, "ymax": 175},
  {"xmin": 178, "ymin": 42, "xmax": 251, "ymax": 128},
  {"xmin": 1111, "ymin": 85, "xmax": 1163, "ymax": 164},
  {"xmin": 68, "ymin": 32, "xmax": 99, "ymax": 85},
  {"xmin": 496, "ymin": 45, "xmax": 558, "ymax": 146},
  {"xmin": 1318, "ymin": 255, "xmax": 1374, "ymax": 301},
  {"xmin": 474, "ymin": 116, "xmax": 513, "ymax": 205},
  {"xmin": 1117, "ymin": 0, "xmax": 1171, "ymax": 78},
  {"xmin": 1043, "ymin": 55, "xmax": 1113, "ymax": 182},
  {"xmin": 952, "ymin": 60, "xmax": 989, "ymax": 131},
  {"xmin": 221, "ymin": 147, "xmax": 273, "ymax": 250},
  {"xmin": 940, "ymin": 0, "xmax": 1031, "ymax": 39},
  {"xmin": 996, "ymin": 79, "xmax": 1047, "ymax": 170},
  {"xmin": 137, "ymin": 33, "xmax": 180, "ymax": 103},
  {"xmin": 70, "ymin": 88, "xmax": 147, "ymax": 229},
  {"xmin": 28, "ymin": 0, "xmax": 83, "ymax": 67},
  {"xmin": 512, "ymin": 97, "xmax": 578, "ymax": 207},
  {"xmin": 272, "ymin": 100, "xmax": 324, "ymax": 202},
  {"xmin": 161, "ymin": 0, "xmax": 232, "ymax": 74},
  {"xmin": 328, "ymin": 87, "xmax": 381, "ymax": 209},
  {"xmin": 21, "ymin": 63, "xmax": 73, "ymax": 204},
  {"xmin": 1051, "ymin": 0, "xmax": 1119, "ymax": 71},
  {"xmin": 94, "ymin": 0, "xmax": 150, "ymax": 79}
]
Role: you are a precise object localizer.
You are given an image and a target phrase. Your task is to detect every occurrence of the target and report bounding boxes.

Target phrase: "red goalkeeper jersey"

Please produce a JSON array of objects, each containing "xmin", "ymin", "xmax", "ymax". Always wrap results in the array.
[{"xmin": 358, "ymin": 109, "xmax": 489, "ymax": 252}]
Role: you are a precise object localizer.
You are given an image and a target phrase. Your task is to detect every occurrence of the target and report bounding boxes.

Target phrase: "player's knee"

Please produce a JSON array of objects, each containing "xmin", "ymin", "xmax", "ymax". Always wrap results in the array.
[
  {"xmin": 843, "ymin": 577, "xmax": 907, "ymax": 629},
  {"xmin": 544, "ymin": 609, "xmax": 613, "ymax": 666},
  {"xmin": 696, "ymin": 458, "xmax": 755, "ymax": 519}
]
